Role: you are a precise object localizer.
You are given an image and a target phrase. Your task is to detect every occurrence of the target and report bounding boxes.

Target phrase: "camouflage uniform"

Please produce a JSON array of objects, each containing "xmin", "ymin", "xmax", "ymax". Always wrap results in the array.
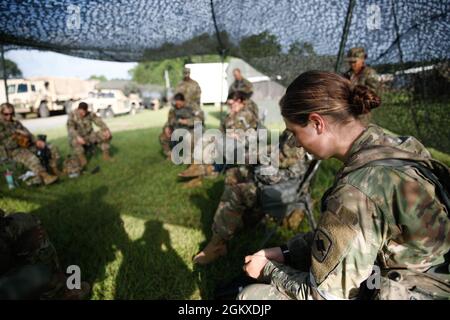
[
  {"xmin": 239, "ymin": 124, "xmax": 450, "ymax": 300},
  {"xmin": 66, "ymin": 111, "xmax": 111, "ymax": 158},
  {"xmin": 175, "ymin": 78, "xmax": 202, "ymax": 110},
  {"xmin": 0, "ymin": 119, "xmax": 59, "ymax": 177},
  {"xmin": 229, "ymin": 77, "xmax": 253, "ymax": 98},
  {"xmin": 245, "ymin": 99, "xmax": 259, "ymax": 122},
  {"xmin": 0, "ymin": 210, "xmax": 61, "ymax": 299},
  {"xmin": 343, "ymin": 47, "xmax": 380, "ymax": 93},
  {"xmin": 221, "ymin": 105, "xmax": 258, "ymax": 132},
  {"xmin": 344, "ymin": 66, "xmax": 380, "ymax": 93},
  {"xmin": 213, "ymin": 130, "xmax": 310, "ymax": 241},
  {"xmin": 159, "ymin": 105, "xmax": 205, "ymax": 156}
]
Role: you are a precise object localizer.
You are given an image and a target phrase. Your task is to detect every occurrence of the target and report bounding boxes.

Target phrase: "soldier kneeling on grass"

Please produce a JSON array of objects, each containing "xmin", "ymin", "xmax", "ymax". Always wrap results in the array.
[
  {"xmin": 67, "ymin": 102, "xmax": 112, "ymax": 170},
  {"xmin": 0, "ymin": 102, "xmax": 59, "ymax": 186},
  {"xmin": 193, "ymin": 129, "xmax": 314, "ymax": 265},
  {"xmin": 0, "ymin": 209, "xmax": 90, "ymax": 299}
]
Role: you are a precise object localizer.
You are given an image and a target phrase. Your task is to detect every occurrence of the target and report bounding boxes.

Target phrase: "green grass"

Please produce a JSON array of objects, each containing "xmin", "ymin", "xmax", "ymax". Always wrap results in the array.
[{"xmin": 1, "ymin": 106, "xmax": 449, "ymax": 299}]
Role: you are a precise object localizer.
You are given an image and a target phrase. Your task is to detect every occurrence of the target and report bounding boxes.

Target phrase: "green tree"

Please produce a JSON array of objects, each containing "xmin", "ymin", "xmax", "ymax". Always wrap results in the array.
[
  {"xmin": 239, "ymin": 31, "xmax": 281, "ymax": 58},
  {"xmin": 129, "ymin": 55, "xmax": 226, "ymax": 87},
  {"xmin": 89, "ymin": 75, "xmax": 108, "ymax": 82},
  {"xmin": 288, "ymin": 41, "xmax": 316, "ymax": 57},
  {"xmin": 0, "ymin": 59, "xmax": 22, "ymax": 79}
]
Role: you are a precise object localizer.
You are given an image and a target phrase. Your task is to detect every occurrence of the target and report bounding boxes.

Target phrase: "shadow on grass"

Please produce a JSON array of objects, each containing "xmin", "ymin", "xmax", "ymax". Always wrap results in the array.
[
  {"xmin": 7, "ymin": 185, "xmax": 196, "ymax": 299},
  {"xmin": 115, "ymin": 220, "xmax": 196, "ymax": 299}
]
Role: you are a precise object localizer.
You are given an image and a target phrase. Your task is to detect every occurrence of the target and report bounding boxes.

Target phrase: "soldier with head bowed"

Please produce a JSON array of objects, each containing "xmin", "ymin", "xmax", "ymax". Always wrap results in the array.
[
  {"xmin": 66, "ymin": 102, "xmax": 112, "ymax": 169},
  {"xmin": 239, "ymin": 71, "xmax": 450, "ymax": 300}
]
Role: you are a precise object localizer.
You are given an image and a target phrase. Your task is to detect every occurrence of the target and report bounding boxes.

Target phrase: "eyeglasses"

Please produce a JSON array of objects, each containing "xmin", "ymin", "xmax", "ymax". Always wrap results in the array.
[{"xmin": 2, "ymin": 112, "xmax": 13, "ymax": 116}]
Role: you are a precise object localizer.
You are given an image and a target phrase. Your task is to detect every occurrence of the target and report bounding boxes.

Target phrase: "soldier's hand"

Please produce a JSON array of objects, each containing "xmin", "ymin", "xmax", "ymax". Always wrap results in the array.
[
  {"xmin": 243, "ymin": 254, "xmax": 269, "ymax": 280},
  {"xmin": 76, "ymin": 136, "xmax": 86, "ymax": 145},
  {"xmin": 35, "ymin": 140, "xmax": 46, "ymax": 149},
  {"xmin": 178, "ymin": 119, "xmax": 188, "ymax": 125},
  {"xmin": 258, "ymin": 247, "xmax": 285, "ymax": 263}
]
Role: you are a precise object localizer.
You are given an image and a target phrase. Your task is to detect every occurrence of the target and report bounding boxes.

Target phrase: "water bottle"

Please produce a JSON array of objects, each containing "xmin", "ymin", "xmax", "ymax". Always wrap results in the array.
[{"xmin": 5, "ymin": 170, "xmax": 15, "ymax": 190}]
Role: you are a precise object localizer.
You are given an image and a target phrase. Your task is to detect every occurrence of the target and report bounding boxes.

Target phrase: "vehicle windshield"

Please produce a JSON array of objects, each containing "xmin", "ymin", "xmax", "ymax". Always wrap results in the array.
[{"xmin": 17, "ymin": 84, "xmax": 28, "ymax": 93}]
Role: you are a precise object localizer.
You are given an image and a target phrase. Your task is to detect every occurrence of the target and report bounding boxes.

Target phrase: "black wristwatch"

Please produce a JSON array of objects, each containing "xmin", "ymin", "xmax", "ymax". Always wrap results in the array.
[{"xmin": 280, "ymin": 244, "xmax": 291, "ymax": 265}]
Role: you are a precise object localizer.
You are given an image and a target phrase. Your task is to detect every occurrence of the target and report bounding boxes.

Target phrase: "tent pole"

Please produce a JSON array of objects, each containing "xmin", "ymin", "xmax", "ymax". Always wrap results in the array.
[
  {"xmin": 1, "ymin": 45, "xmax": 9, "ymax": 103},
  {"xmin": 335, "ymin": 0, "xmax": 356, "ymax": 72}
]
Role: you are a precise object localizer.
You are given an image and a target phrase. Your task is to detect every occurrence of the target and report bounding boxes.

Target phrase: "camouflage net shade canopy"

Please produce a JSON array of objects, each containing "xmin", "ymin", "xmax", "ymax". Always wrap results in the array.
[{"xmin": 1, "ymin": 0, "xmax": 450, "ymax": 152}]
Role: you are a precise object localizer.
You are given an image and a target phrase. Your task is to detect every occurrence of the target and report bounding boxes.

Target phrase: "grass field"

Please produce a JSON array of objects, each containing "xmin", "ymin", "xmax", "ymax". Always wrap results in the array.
[{"xmin": 1, "ymin": 107, "xmax": 449, "ymax": 299}]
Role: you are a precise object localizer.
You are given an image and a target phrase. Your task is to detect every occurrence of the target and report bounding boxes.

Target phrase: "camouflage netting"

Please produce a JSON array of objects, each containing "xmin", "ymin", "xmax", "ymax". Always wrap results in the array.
[{"xmin": 1, "ymin": 0, "xmax": 449, "ymax": 152}]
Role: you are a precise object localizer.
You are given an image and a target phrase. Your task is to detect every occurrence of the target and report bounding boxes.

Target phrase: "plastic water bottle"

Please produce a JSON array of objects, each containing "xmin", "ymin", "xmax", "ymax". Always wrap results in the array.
[{"xmin": 5, "ymin": 170, "xmax": 15, "ymax": 190}]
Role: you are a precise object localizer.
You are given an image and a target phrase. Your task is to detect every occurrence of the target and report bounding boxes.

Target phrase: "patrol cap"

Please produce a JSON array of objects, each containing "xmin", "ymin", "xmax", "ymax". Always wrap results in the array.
[
  {"xmin": 37, "ymin": 134, "xmax": 47, "ymax": 142},
  {"xmin": 345, "ymin": 47, "xmax": 367, "ymax": 62}
]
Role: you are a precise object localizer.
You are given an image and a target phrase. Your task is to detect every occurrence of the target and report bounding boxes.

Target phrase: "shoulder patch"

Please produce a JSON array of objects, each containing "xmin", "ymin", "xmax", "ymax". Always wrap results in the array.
[
  {"xmin": 312, "ymin": 229, "xmax": 332, "ymax": 262},
  {"xmin": 311, "ymin": 206, "xmax": 359, "ymax": 285}
]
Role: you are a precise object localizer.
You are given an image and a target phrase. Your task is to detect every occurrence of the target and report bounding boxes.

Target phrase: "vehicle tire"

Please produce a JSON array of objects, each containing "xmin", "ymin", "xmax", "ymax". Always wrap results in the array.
[
  {"xmin": 100, "ymin": 108, "xmax": 114, "ymax": 119},
  {"xmin": 38, "ymin": 102, "xmax": 50, "ymax": 118},
  {"xmin": 64, "ymin": 101, "xmax": 73, "ymax": 114}
]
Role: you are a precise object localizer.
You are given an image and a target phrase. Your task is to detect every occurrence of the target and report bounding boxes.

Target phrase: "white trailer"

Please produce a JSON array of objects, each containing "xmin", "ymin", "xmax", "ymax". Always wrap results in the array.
[{"xmin": 185, "ymin": 62, "xmax": 229, "ymax": 106}]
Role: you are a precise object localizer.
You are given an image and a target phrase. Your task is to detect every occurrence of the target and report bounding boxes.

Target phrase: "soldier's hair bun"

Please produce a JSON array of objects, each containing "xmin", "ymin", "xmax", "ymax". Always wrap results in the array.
[{"xmin": 349, "ymin": 85, "xmax": 381, "ymax": 115}]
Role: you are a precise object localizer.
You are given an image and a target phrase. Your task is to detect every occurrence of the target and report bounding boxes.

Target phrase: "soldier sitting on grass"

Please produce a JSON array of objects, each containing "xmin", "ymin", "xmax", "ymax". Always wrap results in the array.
[
  {"xmin": 66, "ymin": 102, "xmax": 112, "ymax": 169},
  {"xmin": 0, "ymin": 102, "xmax": 59, "ymax": 186}
]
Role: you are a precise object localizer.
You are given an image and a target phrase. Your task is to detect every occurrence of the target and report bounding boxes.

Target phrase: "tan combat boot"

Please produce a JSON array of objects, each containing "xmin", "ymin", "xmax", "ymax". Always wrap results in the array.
[
  {"xmin": 50, "ymin": 164, "xmax": 63, "ymax": 177},
  {"xmin": 193, "ymin": 233, "xmax": 227, "ymax": 265},
  {"xmin": 204, "ymin": 164, "xmax": 218, "ymax": 178},
  {"xmin": 178, "ymin": 164, "xmax": 206, "ymax": 178},
  {"xmin": 39, "ymin": 171, "xmax": 58, "ymax": 185},
  {"xmin": 182, "ymin": 176, "xmax": 204, "ymax": 189}
]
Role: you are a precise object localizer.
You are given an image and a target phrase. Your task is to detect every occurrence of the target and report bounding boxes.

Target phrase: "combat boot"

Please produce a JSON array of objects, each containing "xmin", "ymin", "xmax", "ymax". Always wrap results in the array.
[
  {"xmin": 182, "ymin": 176, "xmax": 203, "ymax": 189},
  {"xmin": 204, "ymin": 164, "xmax": 218, "ymax": 178},
  {"xmin": 39, "ymin": 171, "xmax": 58, "ymax": 185},
  {"xmin": 50, "ymin": 164, "xmax": 63, "ymax": 177},
  {"xmin": 193, "ymin": 233, "xmax": 227, "ymax": 265},
  {"xmin": 102, "ymin": 150, "xmax": 113, "ymax": 161},
  {"xmin": 178, "ymin": 164, "xmax": 206, "ymax": 178}
]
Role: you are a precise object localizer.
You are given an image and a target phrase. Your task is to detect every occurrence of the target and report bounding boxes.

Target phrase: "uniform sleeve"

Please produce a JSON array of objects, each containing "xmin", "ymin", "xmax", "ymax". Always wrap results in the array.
[
  {"xmin": 310, "ymin": 184, "xmax": 383, "ymax": 299},
  {"xmin": 264, "ymin": 184, "xmax": 384, "ymax": 300},
  {"xmin": 0, "ymin": 122, "xmax": 17, "ymax": 151},
  {"xmin": 66, "ymin": 114, "xmax": 79, "ymax": 137},
  {"xmin": 244, "ymin": 79, "xmax": 253, "ymax": 93},
  {"xmin": 16, "ymin": 121, "xmax": 36, "ymax": 144},
  {"xmin": 165, "ymin": 108, "xmax": 176, "ymax": 129},
  {"xmin": 92, "ymin": 113, "xmax": 109, "ymax": 131},
  {"xmin": 193, "ymin": 82, "xmax": 201, "ymax": 104},
  {"xmin": 184, "ymin": 109, "xmax": 204, "ymax": 127},
  {"xmin": 364, "ymin": 69, "xmax": 380, "ymax": 93}
]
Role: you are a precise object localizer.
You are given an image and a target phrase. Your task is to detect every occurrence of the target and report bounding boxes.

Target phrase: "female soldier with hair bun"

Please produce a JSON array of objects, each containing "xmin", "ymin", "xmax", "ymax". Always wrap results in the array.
[{"xmin": 239, "ymin": 71, "xmax": 450, "ymax": 300}]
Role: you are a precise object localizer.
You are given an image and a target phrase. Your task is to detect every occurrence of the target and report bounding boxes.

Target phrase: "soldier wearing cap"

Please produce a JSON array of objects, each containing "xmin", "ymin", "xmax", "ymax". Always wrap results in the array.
[
  {"xmin": 344, "ymin": 47, "xmax": 380, "ymax": 93},
  {"xmin": 228, "ymin": 68, "xmax": 254, "ymax": 99},
  {"xmin": 175, "ymin": 67, "xmax": 202, "ymax": 111}
]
